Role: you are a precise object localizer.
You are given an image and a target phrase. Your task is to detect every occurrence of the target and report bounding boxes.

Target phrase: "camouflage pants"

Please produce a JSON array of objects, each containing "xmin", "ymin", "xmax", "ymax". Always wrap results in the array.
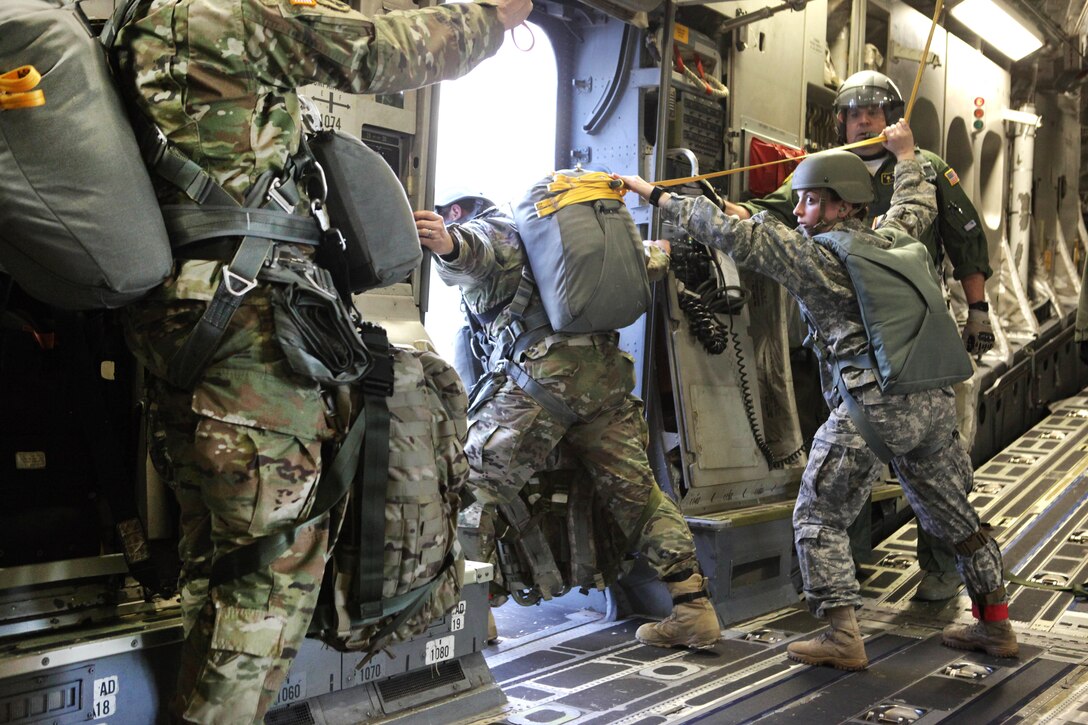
[
  {"xmin": 794, "ymin": 385, "xmax": 1004, "ymax": 618},
  {"xmin": 125, "ymin": 290, "xmax": 338, "ymax": 724},
  {"xmin": 466, "ymin": 336, "xmax": 697, "ymax": 580}
]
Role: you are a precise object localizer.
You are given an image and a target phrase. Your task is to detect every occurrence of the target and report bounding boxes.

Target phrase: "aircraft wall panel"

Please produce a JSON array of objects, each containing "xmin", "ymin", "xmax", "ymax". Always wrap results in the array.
[{"xmin": 887, "ymin": 1, "xmax": 948, "ymax": 156}]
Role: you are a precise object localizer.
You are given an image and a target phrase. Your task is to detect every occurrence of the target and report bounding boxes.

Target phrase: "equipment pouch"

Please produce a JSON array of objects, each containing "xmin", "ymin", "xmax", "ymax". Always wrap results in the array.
[{"xmin": 265, "ymin": 263, "xmax": 371, "ymax": 385}]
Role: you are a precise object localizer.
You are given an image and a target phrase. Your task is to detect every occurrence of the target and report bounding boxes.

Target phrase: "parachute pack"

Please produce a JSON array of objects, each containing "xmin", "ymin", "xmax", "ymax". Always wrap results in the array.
[
  {"xmin": 513, "ymin": 169, "xmax": 651, "ymax": 334},
  {"xmin": 0, "ymin": 0, "xmax": 420, "ymax": 312},
  {"xmin": 811, "ymin": 229, "xmax": 973, "ymax": 460},
  {"xmin": 0, "ymin": 0, "xmax": 173, "ymax": 309}
]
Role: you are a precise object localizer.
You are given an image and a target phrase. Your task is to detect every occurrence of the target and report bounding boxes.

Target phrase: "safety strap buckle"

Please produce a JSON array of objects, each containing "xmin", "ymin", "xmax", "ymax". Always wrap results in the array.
[
  {"xmin": 267, "ymin": 177, "xmax": 295, "ymax": 213},
  {"xmin": 222, "ymin": 266, "xmax": 259, "ymax": 297}
]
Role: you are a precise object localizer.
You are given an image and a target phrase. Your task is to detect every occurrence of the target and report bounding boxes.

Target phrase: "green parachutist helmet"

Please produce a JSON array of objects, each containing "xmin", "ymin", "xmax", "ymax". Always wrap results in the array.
[{"xmin": 792, "ymin": 149, "xmax": 874, "ymax": 204}]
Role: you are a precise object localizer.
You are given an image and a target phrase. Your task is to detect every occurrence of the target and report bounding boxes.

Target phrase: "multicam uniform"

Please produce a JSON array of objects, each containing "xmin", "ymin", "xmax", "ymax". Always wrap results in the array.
[
  {"xmin": 433, "ymin": 207, "xmax": 700, "ymax": 583},
  {"xmin": 115, "ymin": 1, "xmax": 504, "ymax": 722},
  {"xmin": 740, "ymin": 147, "xmax": 992, "ymax": 580},
  {"xmin": 659, "ymin": 159, "xmax": 1008, "ymax": 618}
]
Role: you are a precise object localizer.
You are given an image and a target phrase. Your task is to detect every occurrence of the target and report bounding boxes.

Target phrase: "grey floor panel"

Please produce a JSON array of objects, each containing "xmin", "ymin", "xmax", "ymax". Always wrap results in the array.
[{"xmin": 470, "ymin": 395, "xmax": 1088, "ymax": 724}]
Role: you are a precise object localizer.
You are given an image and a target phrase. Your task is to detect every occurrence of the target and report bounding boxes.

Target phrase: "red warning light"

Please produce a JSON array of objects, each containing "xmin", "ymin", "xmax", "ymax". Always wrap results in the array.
[
  {"xmin": 973, "ymin": 108, "xmax": 985, "ymax": 118},
  {"xmin": 974, "ymin": 97, "xmax": 985, "ymax": 106}
]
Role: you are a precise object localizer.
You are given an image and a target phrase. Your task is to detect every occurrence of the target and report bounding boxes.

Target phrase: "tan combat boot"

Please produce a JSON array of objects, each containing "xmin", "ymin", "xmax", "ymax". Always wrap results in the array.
[
  {"xmin": 786, "ymin": 606, "xmax": 868, "ymax": 671},
  {"xmin": 942, "ymin": 619, "xmax": 1018, "ymax": 657},
  {"xmin": 942, "ymin": 601, "xmax": 1018, "ymax": 658},
  {"xmin": 635, "ymin": 573, "xmax": 721, "ymax": 650}
]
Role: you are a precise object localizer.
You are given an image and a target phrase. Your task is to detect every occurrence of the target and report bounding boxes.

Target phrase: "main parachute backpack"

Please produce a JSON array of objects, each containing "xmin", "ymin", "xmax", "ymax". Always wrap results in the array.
[
  {"xmin": 513, "ymin": 169, "xmax": 651, "ymax": 333},
  {"xmin": 0, "ymin": 0, "xmax": 173, "ymax": 309}
]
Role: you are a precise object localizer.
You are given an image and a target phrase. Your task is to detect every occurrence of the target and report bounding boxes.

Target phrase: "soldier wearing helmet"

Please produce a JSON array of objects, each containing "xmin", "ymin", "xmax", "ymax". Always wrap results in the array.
[
  {"xmin": 732, "ymin": 71, "xmax": 993, "ymax": 358},
  {"xmin": 617, "ymin": 118, "xmax": 1017, "ymax": 674},
  {"xmin": 729, "ymin": 71, "xmax": 992, "ymax": 602},
  {"xmin": 436, "ymin": 189, "xmax": 496, "ymax": 225}
]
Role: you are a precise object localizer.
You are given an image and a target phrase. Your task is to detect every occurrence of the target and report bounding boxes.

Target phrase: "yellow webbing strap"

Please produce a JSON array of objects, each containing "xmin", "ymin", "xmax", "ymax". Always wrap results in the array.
[
  {"xmin": 648, "ymin": 0, "xmax": 943, "ymax": 191},
  {"xmin": 535, "ymin": 171, "xmax": 626, "ymax": 217},
  {"xmin": 0, "ymin": 65, "xmax": 45, "ymax": 110}
]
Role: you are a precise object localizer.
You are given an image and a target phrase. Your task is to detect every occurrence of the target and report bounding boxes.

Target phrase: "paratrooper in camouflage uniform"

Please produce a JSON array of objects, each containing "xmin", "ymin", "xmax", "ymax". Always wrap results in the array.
[
  {"xmin": 413, "ymin": 201, "xmax": 722, "ymax": 650},
  {"xmin": 730, "ymin": 71, "xmax": 994, "ymax": 602},
  {"xmin": 114, "ymin": 0, "xmax": 527, "ymax": 721},
  {"xmin": 619, "ymin": 119, "xmax": 1017, "ymax": 671}
]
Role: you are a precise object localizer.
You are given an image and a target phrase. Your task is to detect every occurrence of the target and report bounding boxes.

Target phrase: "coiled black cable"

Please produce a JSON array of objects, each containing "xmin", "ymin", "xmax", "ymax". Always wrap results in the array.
[{"xmin": 671, "ymin": 238, "xmax": 803, "ymax": 469}]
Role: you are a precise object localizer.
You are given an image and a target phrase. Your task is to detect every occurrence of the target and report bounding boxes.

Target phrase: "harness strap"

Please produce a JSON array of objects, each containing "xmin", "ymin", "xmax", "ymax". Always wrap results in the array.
[
  {"xmin": 566, "ymin": 477, "xmax": 599, "ymax": 586},
  {"xmin": 626, "ymin": 485, "xmax": 666, "ymax": 553},
  {"xmin": 165, "ymin": 235, "xmax": 273, "ymax": 389},
  {"xmin": 503, "ymin": 360, "xmax": 581, "ymax": 428},
  {"xmin": 833, "ymin": 367, "xmax": 896, "ymax": 463},
  {"xmin": 1004, "ymin": 570, "xmax": 1088, "ymax": 599},
  {"xmin": 352, "ymin": 329, "xmax": 395, "ymax": 620},
  {"xmin": 661, "ymin": 568, "xmax": 696, "ymax": 583},
  {"xmin": 672, "ymin": 589, "xmax": 710, "ymax": 606},
  {"xmin": 208, "ymin": 386, "xmax": 368, "ymax": 588},
  {"xmin": 954, "ymin": 529, "xmax": 990, "ymax": 557},
  {"xmin": 161, "ymin": 206, "xmax": 322, "ymax": 249}
]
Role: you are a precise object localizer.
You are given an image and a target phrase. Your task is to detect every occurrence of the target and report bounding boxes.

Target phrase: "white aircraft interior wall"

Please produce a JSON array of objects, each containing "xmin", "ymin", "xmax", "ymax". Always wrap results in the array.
[
  {"xmin": 1032, "ymin": 91, "xmax": 1084, "ymax": 309},
  {"xmin": 712, "ymin": 0, "xmax": 810, "ymax": 169},
  {"xmin": 943, "ymin": 33, "xmax": 1009, "ymax": 255}
]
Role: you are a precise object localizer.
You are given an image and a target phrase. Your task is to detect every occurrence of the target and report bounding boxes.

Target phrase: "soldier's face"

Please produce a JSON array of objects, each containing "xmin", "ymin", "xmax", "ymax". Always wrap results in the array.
[
  {"xmin": 794, "ymin": 189, "xmax": 849, "ymax": 235},
  {"xmin": 843, "ymin": 105, "xmax": 887, "ymax": 144}
]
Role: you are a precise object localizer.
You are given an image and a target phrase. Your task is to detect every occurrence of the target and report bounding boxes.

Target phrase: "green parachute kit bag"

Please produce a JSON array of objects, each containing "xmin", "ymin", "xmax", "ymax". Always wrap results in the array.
[
  {"xmin": 814, "ymin": 229, "xmax": 973, "ymax": 395},
  {"xmin": 0, "ymin": 0, "xmax": 172, "ymax": 309},
  {"xmin": 309, "ymin": 346, "xmax": 471, "ymax": 653},
  {"xmin": 513, "ymin": 169, "xmax": 650, "ymax": 333}
]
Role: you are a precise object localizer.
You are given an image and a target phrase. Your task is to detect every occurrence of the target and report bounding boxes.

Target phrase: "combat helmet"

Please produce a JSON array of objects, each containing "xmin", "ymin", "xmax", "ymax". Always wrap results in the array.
[
  {"xmin": 435, "ymin": 188, "xmax": 495, "ymax": 223},
  {"xmin": 792, "ymin": 149, "xmax": 874, "ymax": 205},
  {"xmin": 834, "ymin": 70, "xmax": 904, "ymax": 143}
]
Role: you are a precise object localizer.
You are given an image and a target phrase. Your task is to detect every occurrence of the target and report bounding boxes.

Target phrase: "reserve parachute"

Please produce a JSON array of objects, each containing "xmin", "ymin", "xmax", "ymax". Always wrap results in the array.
[
  {"xmin": 810, "ymin": 229, "xmax": 974, "ymax": 460},
  {"xmin": 0, "ymin": 0, "xmax": 172, "ymax": 309},
  {"xmin": 513, "ymin": 169, "xmax": 651, "ymax": 333}
]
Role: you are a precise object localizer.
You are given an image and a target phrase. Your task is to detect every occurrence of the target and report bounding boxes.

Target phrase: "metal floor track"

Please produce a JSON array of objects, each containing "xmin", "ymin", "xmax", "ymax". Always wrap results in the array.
[{"xmin": 472, "ymin": 394, "xmax": 1088, "ymax": 725}]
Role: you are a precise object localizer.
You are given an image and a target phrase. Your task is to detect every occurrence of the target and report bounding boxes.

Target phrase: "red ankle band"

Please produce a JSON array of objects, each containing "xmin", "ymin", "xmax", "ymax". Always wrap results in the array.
[{"xmin": 971, "ymin": 603, "xmax": 1009, "ymax": 622}]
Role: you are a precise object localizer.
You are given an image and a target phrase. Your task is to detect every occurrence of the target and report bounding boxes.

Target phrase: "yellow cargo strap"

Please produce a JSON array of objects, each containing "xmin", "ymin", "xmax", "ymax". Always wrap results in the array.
[
  {"xmin": 535, "ymin": 171, "xmax": 626, "ymax": 217},
  {"xmin": 0, "ymin": 65, "xmax": 45, "ymax": 110}
]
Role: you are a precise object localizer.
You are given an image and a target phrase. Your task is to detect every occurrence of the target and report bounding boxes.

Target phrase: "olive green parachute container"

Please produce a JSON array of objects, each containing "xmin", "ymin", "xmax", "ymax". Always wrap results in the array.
[
  {"xmin": 513, "ymin": 169, "xmax": 650, "ymax": 333},
  {"xmin": 0, "ymin": 0, "xmax": 172, "ymax": 309},
  {"xmin": 309, "ymin": 347, "xmax": 470, "ymax": 653}
]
